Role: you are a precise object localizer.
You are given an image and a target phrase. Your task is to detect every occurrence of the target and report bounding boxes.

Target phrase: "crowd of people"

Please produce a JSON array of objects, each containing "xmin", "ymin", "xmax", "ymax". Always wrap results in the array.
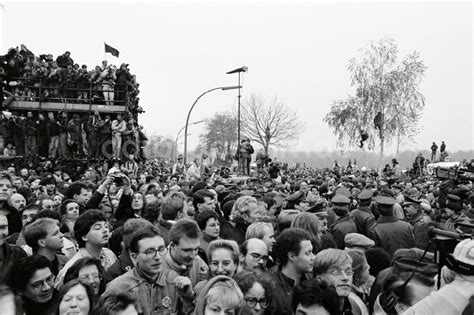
[
  {"xmin": 0, "ymin": 110, "xmax": 146, "ymax": 161},
  {"xmin": 0, "ymin": 150, "xmax": 473, "ymax": 315},
  {"xmin": 0, "ymin": 45, "xmax": 147, "ymax": 162},
  {"xmin": 0, "ymin": 45, "xmax": 141, "ymax": 111}
]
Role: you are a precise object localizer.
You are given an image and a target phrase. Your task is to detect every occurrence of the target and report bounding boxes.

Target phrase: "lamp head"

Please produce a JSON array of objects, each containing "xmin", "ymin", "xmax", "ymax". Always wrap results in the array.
[{"xmin": 226, "ymin": 66, "xmax": 248, "ymax": 74}]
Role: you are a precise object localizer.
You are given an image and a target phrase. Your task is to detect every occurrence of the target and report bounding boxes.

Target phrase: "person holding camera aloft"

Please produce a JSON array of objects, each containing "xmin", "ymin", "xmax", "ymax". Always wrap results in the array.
[{"xmin": 100, "ymin": 65, "xmax": 116, "ymax": 105}]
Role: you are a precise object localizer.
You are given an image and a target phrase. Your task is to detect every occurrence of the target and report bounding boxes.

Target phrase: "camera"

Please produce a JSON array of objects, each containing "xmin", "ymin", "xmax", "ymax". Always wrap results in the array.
[
  {"xmin": 435, "ymin": 165, "xmax": 474, "ymax": 182},
  {"xmin": 112, "ymin": 174, "xmax": 125, "ymax": 186}
]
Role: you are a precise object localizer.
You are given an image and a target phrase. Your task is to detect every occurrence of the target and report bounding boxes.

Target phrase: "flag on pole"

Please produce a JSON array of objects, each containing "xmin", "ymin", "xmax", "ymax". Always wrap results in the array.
[{"xmin": 104, "ymin": 43, "xmax": 119, "ymax": 57}]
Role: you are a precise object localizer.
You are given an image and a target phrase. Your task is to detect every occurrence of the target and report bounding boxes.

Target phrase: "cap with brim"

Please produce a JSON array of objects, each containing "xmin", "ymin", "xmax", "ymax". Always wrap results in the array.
[
  {"xmin": 331, "ymin": 194, "xmax": 351, "ymax": 204},
  {"xmin": 335, "ymin": 187, "xmax": 351, "ymax": 198},
  {"xmin": 375, "ymin": 195, "xmax": 396, "ymax": 205},
  {"xmin": 344, "ymin": 233, "xmax": 375, "ymax": 249},
  {"xmin": 403, "ymin": 195, "xmax": 422, "ymax": 206},
  {"xmin": 307, "ymin": 201, "xmax": 328, "ymax": 216},
  {"xmin": 357, "ymin": 189, "xmax": 373, "ymax": 200}
]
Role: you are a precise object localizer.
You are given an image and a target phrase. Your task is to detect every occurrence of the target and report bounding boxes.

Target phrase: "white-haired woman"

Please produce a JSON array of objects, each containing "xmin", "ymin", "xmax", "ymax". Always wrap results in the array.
[{"xmin": 221, "ymin": 196, "xmax": 259, "ymax": 244}]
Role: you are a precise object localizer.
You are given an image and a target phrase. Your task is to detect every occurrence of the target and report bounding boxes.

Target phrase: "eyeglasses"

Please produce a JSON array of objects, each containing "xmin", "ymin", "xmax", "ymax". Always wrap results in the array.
[
  {"xmin": 327, "ymin": 268, "xmax": 354, "ymax": 277},
  {"xmin": 30, "ymin": 274, "xmax": 55, "ymax": 291},
  {"xmin": 244, "ymin": 297, "xmax": 269, "ymax": 309},
  {"xmin": 210, "ymin": 260, "xmax": 234, "ymax": 269},
  {"xmin": 139, "ymin": 246, "xmax": 167, "ymax": 258},
  {"xmin": 249, "ymin": 253, "xmax": 269, "ymax": 263},
  {"xmin": 79, "ymin": 273, "xmax": 101, "ymax": 282}
]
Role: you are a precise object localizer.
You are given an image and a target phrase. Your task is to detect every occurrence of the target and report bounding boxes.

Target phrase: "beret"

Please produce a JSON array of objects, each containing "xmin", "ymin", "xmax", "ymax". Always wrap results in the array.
[
  {"xmin": 344, "ymin": 233, "xmax": 375, "ymax": 249},
  {"xmin": 375, "ymin": 195, "xmax": 396, "ymax": 205},
  {"xmin": 357, "ymin": 189, "xmax": 373, "ymax": 200},
  {"xmin": 331, "ymin": 194, "xmax": 351, "ymax": 204}
]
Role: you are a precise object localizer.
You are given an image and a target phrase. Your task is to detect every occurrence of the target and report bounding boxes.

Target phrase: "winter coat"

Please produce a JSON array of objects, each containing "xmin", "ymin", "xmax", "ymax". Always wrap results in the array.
[{"xmin": 368, "ymin": 216, "xmax": 415, "ymax": 258}]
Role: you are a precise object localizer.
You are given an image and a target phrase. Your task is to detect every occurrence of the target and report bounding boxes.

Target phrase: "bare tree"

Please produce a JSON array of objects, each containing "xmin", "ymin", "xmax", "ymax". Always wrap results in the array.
[
  {"xmin": 241, "ymin": 94, "xmax": 304, "ymax": 155},
  {"xmin": 324, "ymin": 38, "xmax": 426, "ymax": 171},
  {"xmin": 200, "ymin": 112, "xmax": 238, "ymax": 155},
  {"xmin": 143, "ymin": 133, "xmax": 174, "ymax": 160}
]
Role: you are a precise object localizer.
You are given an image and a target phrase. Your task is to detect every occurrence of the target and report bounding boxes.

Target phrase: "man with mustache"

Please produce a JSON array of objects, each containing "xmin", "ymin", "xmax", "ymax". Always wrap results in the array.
[{"xmin": 240, "ymin": 238, "xmax": 269, "ymax": 272}]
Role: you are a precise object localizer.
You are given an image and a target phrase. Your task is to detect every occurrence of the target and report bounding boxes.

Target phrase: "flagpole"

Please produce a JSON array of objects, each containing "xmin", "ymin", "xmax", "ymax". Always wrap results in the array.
[{"xmin": 103, "ymin": 42, "xmax": 107, "ymax": 64}]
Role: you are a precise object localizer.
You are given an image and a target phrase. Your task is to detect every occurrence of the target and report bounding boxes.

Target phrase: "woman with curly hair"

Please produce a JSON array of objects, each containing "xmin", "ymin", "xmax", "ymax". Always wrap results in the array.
[{"xmin": 235, "ymin": 270, "xmax": 273, "ymax": 315}]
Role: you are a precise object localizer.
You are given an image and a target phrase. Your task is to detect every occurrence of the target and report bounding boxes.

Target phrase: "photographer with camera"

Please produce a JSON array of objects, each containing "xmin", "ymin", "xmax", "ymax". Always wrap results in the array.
[
  {"xmin": 441, "ymin": 194, "xmax": 472, "ymax": 235},
  {"xmin": 99, "ymin": 65, "xmax": 116, "ymax": 106},
  {"xmin": 403, "ymin": 239, "xmax": 474, "ymax": 314}
]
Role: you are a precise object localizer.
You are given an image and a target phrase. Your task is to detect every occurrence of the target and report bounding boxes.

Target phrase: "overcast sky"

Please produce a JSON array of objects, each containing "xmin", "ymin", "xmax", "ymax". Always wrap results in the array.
[{"xmin": 1, "ymin": 1, "xmax": 472, "ymax": 154}]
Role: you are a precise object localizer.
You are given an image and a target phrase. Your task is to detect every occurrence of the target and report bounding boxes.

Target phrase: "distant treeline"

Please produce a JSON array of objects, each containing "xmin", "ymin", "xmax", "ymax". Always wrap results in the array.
[{"xmin": 270, "ymin": 149, "xmax": 474, "ymax": 169}]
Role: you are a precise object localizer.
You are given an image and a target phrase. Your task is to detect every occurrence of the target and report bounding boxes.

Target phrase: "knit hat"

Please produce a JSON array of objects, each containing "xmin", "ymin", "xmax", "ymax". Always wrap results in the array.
[{"xmin": 452, "ymin": 239, "xmax": 474, "ymax": 266}]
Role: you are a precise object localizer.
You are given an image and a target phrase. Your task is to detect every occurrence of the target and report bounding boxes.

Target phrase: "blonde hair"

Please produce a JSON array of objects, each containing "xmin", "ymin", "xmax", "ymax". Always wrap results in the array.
[
  {"xmin": 246, "ymin": 222, "xmax": 273, "ymax": 240},
  {"xmin": 230, "ymin": 196, "xmax": 258, "ymax": 222},
  {"xmin": 205, "ymin": 278, "xmax": 243, "ymax": 311},
  {"xmin": 313, "ymin": 249, "xmax": 352, "ymax": 276},
  {"xmin": 207, "ymin": 239, "xmax": 240, "ymax": 265}
]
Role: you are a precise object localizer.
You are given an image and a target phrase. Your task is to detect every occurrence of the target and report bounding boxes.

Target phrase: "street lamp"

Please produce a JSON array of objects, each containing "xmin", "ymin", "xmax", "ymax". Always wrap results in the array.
[
  {"xmin": 226, "ymin": 66, "xmax": 247, "ymax": 173},
  {"xmin": 175, "ymin": 120, "xmax": 204, "ymax": 162},
  {"xmin": 184, "ymin": 86, "xmax": 241, "ymax": 164}
]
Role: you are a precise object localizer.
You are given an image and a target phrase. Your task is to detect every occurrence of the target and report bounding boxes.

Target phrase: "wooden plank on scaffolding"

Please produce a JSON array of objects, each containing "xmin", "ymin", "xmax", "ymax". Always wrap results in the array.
[{"xmin": 9, "ymin": 101, "xmax": 126, "ymax": 113}]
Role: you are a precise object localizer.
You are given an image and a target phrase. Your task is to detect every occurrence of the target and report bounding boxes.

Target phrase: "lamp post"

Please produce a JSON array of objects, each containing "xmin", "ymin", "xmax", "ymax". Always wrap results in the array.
[
  {"xmin": 184, "ymin": 86, "xmax": 241, "ymax": 165},
  {"xmin": 226, "ymin": 66, "xmax": 247, "ymax": 173},
  {"xmin": 175, "ymin": 120, "xmax": 204, "ymax": 162}
]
